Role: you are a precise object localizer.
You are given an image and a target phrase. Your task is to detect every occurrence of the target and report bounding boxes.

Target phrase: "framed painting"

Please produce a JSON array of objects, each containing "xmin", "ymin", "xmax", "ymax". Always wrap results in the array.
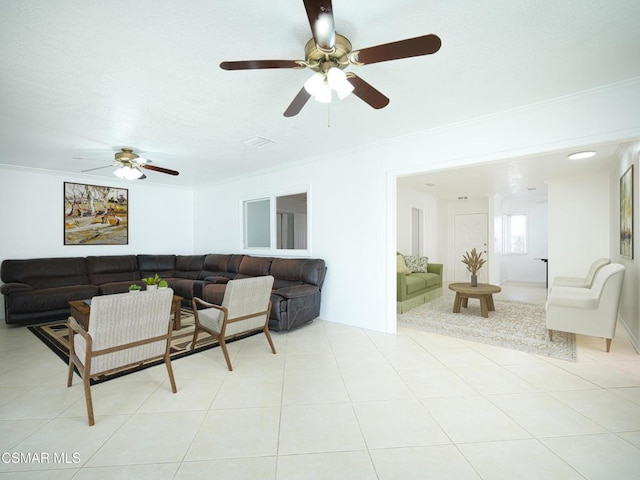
[
  {"xmin": 620, "ymin": 165, "xmax": 633, "ymax": 258},
  {"xmin": 64, "ymin": 182, "xmax": 129, "ymax": 245}
]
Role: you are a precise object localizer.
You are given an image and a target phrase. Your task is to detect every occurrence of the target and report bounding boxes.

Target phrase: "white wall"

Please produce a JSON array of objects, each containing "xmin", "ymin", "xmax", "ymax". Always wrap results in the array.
[
  {"xmin": 191, "ymin": 79, "xmax": 640, "ymax": 333},
  {"xmin": 547, "ymin": 174, "xmax": 610, "ymax": 281},
  {"xmin": 396, "ymin": 188, "xmax": 439, "ymax": 261},
  {"xmin": 491, "ymin": 194, "xmax": 507, "ymax": 285},
  {"xmin": 610, "ymin": 141, "xmax": 640, "ymax": 350},
  {"xmin": 0, "ymin": 168, "xmax": 194, "ymax": 320}
]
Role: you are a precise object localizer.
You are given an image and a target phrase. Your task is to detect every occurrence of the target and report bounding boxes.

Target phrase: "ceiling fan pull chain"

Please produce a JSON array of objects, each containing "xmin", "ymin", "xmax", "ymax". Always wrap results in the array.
[{"xmin": 327, "ymin": 100, "xmax": 331, "ymax": 128}]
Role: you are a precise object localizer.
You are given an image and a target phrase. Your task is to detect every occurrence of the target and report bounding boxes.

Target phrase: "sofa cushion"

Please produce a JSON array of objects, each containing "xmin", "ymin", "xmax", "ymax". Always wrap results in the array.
[
  {"xmin": 8, "ymin": 285, "xmax": 99, "ymax": 314},
  {"xmin": 137, "ymin": 255, "xmax": 176, "ymax": 278},
  {"xmin": 201, "ymin": 283, "xmax": 226, "ymax": 305},
  {"xmin": 86, "ymin": 255, "xmax": 139, "ymax": 285},
  {"xmin": 99, "ymin": 281, "xmax": 145, "ymax": 295},
  {"xmin": 174, "ymin": 255, "xmax": 206, "ymax": 279},
  {"xmin": 201, "ymin": 254, "xmax": 243, "ymax": 280},
  {"xmin": 237, "ymin": 256, "xmax": 272, "ymax": 277},
  {"xmin": 404, "ymin": 275, "xmax": 427, "ymax": 295},
  {"xmin": 2, "ymin": 257, "xmax": 90, "ymax": 290},
  {"xmin": 410, "ymin": 272, "xmax": 441, "ymax": 288},
  {"xmin": 404, "ymin": 256, "xmax": 429, "ymax": 273}
]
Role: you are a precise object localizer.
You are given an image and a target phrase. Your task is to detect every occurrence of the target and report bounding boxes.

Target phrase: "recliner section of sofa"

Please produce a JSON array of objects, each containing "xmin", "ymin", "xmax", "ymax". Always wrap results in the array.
[{"xmin": 1, "ymin": 254, "xmax": 327, "ymax": 331}]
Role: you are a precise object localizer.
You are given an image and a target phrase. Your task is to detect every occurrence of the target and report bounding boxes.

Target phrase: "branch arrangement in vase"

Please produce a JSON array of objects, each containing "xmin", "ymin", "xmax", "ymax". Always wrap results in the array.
[{"xmin": 462, "ymin": 248, "xmax": 486, "ymax": 275}]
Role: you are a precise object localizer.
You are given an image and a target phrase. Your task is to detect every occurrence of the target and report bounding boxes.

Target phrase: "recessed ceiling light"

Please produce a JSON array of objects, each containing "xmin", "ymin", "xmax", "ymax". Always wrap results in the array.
[{"xmin": 568, "ymin": 151, "xmax": 596, "ymax": 160}]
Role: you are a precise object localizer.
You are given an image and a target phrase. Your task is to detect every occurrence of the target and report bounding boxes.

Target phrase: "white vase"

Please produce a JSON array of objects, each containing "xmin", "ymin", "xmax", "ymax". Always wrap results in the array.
[{"xmin": 146, "ymin": 284, "xmax": 158, "ymax": 291}]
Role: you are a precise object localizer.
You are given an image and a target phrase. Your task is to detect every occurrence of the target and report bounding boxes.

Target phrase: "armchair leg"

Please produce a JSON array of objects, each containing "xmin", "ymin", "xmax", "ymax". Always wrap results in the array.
[
  {"xmin": 165, "ymin": 355, "xmax": 178, "ymax": 393},
  {"xmin": 191, "ymin": 327, "xmax": 200, "ymax": 351},
  {"xmin": 82, "ymin": 374, "xmax": 95, "ymax": 426},
  {"xmin": 67, "ymin": 360, "xmax": 75, "ymax": 387},
  {"xmin": 264, "ymin": 327, "xmax": 277, "ymax": 355},
  {"xmin": 219, "ymin": 337, "xmax": 233, "ymax": 371},
  {"xmin": 605, "ymin": 338, "xmax": 612, "ymax": 352},
  {"xmin": 548, "ymin": 329, "xmax": 553, "ymax": 342}
]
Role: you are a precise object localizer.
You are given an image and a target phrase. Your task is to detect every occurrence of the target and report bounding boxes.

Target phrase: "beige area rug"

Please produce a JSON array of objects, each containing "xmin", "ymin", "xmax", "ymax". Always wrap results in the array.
[
  {"xmin": 398, "ymin": 293, "xmax": 576, "ymax": 361},
  {"xmin": 29, "ymin": 309, "xmax": 259, "ymax": 384}
]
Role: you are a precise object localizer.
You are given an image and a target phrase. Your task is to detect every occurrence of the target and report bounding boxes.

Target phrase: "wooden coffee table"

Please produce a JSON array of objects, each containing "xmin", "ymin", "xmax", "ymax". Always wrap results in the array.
[
  {"xmin": 69, "ymin": 294, "xmax": 184, "ymax": 330},
  {"xmin": 448, "ymin": 283, "xmax": 501, "ymax": 318}
]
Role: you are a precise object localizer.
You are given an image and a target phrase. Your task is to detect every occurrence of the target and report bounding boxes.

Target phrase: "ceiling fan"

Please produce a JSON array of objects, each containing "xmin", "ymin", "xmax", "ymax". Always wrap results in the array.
[
  {"xmin": 80, "ymin": 148, "xmax": 180, "ymax": 180},
  {"xmin": 220, "ymin": 0, "xmax": 441, "ymax": 117}
]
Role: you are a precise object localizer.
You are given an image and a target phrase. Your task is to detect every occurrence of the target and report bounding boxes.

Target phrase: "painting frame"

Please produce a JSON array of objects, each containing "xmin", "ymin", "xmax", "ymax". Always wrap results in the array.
[
  {"xmin": 64, "ymin": 182, "xmax": 129, "ymax": 245},
  {"xmin": 620, "ymin": 165, "xmax": 633, "ymax": 258}
]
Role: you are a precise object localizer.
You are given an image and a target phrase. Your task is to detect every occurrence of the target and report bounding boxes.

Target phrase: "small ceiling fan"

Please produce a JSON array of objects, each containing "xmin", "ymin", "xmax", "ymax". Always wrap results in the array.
[
  {"xmin": 80, "ymin": 148, "xmax": 180, "ymax": 180},
  {"xmin": 220, "ymin": 0, "xmax": 441, "ymax": 117}
]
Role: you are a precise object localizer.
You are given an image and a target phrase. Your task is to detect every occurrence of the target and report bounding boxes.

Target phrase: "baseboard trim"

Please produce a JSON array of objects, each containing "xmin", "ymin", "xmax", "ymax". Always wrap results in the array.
[{"xmin": 619, "ymin": 314, "xmax": 640, "ymax": 354}]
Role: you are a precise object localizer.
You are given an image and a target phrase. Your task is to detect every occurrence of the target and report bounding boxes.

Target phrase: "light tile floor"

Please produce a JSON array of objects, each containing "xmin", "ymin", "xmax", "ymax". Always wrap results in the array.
[{"xmin": 1, "ymin": 282, "xmax": 639, "ymax": 479}]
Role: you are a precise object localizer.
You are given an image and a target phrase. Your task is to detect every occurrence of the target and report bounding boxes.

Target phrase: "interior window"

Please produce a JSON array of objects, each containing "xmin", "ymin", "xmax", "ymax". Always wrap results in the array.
[
  {"xmin": 505, "ymin": 214, "xmax": 527, "ymax": 254},
  {"xmin": 276, "ymin": 193, "xmax": 307, "ymax": 250},
  {"xmin": 244, "ymin": 198, "xmax": 271, "ymax": 248},
  {"xmin": 243, "ymin": 191, "xmax": 309, "ymax": 253}
]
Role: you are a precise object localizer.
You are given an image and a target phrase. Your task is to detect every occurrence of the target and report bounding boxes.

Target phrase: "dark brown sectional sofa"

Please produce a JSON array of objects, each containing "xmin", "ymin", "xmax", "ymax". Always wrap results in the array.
[{"xmin": 0, "ymin": 254, "xmax": 326, "ymax": 331}]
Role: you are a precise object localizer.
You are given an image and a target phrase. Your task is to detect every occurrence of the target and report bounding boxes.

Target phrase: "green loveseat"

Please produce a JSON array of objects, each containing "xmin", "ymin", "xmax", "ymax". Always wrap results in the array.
[{"xmin": 397, "ymin": 254, "xmax": 443, "ymax": 313}]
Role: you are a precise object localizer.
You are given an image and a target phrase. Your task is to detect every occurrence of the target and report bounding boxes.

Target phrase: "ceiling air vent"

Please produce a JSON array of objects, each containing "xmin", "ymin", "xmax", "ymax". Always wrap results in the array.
[{"xmin": 243, "ymin": 136, "xmax": 277, "ymax": 149}]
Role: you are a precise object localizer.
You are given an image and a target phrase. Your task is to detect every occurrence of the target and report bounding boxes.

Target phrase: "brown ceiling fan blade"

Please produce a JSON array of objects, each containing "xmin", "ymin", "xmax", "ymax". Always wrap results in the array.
[
  {"xmin": 283, "ymin": 87, "xmax": 312, "ymax": 117},
  {"xmin": 141, "ymin": 164, "xmax": 180, "ymax": 176},
  {"xmin": 352, "ymin": 34, "xmax": 441, "ymax": 65},
  {"xmin": 303, "ymin": 0, "xmax": 335, "ymax": 50},
  {"xmin": 220, "ymin": 60, "xmax": 304, "ymax": 70},
  {"xmin": 346, "ymin": 74, "xmax": 389, "ymax": 109}
]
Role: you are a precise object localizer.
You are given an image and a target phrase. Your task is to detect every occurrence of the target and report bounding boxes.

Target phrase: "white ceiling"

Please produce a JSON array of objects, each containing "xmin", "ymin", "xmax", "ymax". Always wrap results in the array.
[
  {"xmin": 397, "ymin": 141, "xmax": 623, "ymax": 201},
  {"xmin": 1, "ymin": 1, "xmax": 639, "ymax": 188}
]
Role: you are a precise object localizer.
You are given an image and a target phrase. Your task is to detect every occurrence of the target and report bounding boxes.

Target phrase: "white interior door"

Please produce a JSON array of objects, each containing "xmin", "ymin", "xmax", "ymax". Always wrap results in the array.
[{"xmin": 454, "ymin": 213, "xmax": 488, "ymax": 283}]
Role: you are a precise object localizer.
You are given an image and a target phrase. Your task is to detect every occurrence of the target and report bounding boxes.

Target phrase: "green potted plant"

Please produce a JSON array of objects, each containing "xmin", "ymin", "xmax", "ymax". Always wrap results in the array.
[
  {"xmin": 128, "ymin": 284, "xmax": 142, "ymax": 293},
  {"xmin": 158, "ymin": 279, "xmax": 168, "ymax": 288},
  {"xmin": 142, "ymin": 273, "xmax": 163, "ymax": 290}
]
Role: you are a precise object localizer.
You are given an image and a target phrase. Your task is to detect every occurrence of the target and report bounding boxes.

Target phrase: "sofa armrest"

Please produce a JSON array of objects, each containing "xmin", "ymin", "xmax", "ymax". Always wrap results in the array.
[
  {"xmin": 272, "ymin": 284, "xmax": 319, "ymax": 299},
  {"xmin": 427, "ymin": 263, "xmax": 443, "ymax": 277},
  {"xmin": 547, "ymin": 292, "xmax": 598, "ymax": 310},
  {"xmin": 0, "ymin": 282, "xmax": 33, "ymax": 295},
  {"xmin": 396, "ymin": 272, "xmax": 408, "ymax": 300}
]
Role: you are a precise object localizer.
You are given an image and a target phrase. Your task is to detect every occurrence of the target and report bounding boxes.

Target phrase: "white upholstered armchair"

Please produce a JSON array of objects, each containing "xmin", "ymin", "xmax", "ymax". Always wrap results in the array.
[
  {"xmin": 546, "ymin": 263, "xmax": 625, "ymax": 352},
  {"xmin": 67, "ymin": 289, "xmax": 177, "ymax": 426},
  {"xmin": 191, "ymin": 275, "xmax": 275, "ymax": 371},
  {"xmin": 552, "ymin": 257, "xmax": 610, "ymax": 288}
]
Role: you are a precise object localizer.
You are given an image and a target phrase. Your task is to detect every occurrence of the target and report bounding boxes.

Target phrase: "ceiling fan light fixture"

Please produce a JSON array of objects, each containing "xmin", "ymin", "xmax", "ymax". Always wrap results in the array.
[
  {"xmin": 568, "ymin": 151, "xmax": 596, "ymax": 160},
  {"xmin": 304, "ymin": 72, "xmax": 325, "ymax": 96},
  {"xmin": 314, "ymin": 84, "xmax": 332, "ymax": 103},
  {"xmin": 114, "ymin": 166, "xmax": 143, "ymax": 180},
  {"xmin": 327, "ymin": 67, "xmax": 354, "ymax": 99}
]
